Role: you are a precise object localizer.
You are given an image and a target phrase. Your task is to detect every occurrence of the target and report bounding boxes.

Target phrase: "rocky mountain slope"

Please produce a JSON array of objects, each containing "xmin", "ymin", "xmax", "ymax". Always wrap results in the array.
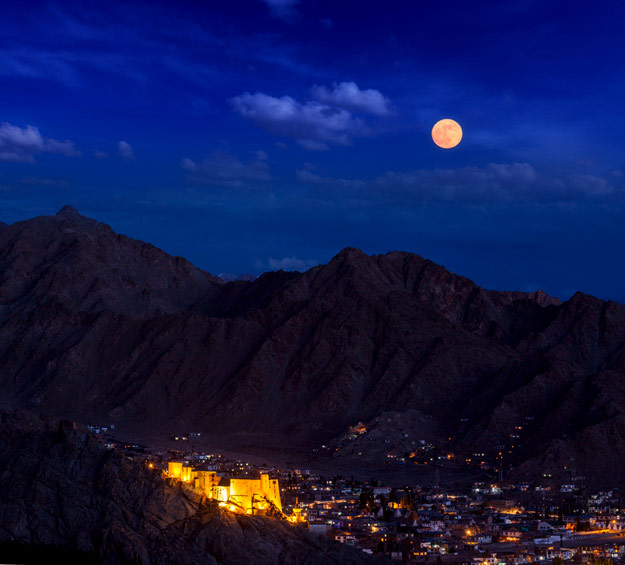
[
  {"xmin": 1, "ymin": 207, "xmax": 625, "ymax": 487},
  {"xmin": 0, "ymin": 409, "xmax": 380, "ymax": 564}
]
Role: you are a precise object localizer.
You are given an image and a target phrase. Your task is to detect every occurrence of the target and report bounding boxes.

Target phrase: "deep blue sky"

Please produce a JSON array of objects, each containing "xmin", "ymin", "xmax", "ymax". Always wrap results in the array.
[{"xmin": 1, "ymin": 0, "xmax": 625, "ymax": 300}]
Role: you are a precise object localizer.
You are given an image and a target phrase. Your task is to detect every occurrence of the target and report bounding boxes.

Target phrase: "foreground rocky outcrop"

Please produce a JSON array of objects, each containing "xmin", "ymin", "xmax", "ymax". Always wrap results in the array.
[
  {"xmin": 1, "ymin": 207, "xmax": 625, "ymax": 487},
  {"xmin": 0, "ymin": 409, "xmax": 381, "ymax": 564}
]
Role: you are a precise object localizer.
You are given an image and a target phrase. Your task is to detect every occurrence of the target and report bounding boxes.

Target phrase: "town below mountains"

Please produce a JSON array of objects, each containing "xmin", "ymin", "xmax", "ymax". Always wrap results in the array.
[
  {"xmin": 3, "ymin": 206, "xmax": 625, "ymax": 563},
  {"xmin": 1, "ymin": 206, "xmax": 625, "ymax": 493}
]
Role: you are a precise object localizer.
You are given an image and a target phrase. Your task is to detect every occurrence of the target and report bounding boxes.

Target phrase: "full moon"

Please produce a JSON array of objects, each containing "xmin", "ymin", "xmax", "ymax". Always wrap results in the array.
[{"xmin": 432, "ymin": 119, "xmax": 462, "ymax": 149}]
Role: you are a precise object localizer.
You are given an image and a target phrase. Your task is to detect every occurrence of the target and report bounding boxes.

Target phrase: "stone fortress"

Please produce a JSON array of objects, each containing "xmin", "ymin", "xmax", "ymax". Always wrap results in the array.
[{"xmin": 167, "ymin": 461, "xmax": 283, "ymax": 516}]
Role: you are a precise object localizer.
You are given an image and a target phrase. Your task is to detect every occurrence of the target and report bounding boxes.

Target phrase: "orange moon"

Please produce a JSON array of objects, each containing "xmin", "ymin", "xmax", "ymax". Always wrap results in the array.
[{"xmin": 432, "ymin": 119, "xmax": 462, "ymax": 149}]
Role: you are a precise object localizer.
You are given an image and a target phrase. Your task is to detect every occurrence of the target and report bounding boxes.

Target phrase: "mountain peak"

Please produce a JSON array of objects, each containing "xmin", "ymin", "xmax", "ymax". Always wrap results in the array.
[
  {"xmin": 332, "ymin": 246, "xmax": 368, "ymax": 264},
  {"xmin": 338, "ymin": 246, "xmax": 365, "ymax": 256},
  {"xmin": 529, "ymin": 289, "xmax": 561, "ymax": 306},
  {"xmin": 56, "ymin": 205, "xmax": 81, "ymax": 217}
]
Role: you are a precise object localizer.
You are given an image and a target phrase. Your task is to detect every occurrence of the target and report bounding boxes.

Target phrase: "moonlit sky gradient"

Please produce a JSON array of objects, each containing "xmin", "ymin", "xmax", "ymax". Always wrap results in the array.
[{"xmin": 1, "ymin": 0, "xmax": 625, "ymax": 300}]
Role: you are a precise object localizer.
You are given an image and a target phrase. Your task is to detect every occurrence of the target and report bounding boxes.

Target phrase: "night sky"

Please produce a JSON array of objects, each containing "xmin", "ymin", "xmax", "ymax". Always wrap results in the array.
[{"xmin": 1, "ymin": 0, "xmax": 625, "ymax": 301}]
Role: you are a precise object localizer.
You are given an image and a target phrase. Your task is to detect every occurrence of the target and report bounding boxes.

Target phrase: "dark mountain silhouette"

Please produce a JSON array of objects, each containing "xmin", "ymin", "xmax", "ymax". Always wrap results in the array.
[{"xmin": 1, "ymin": 207, "xmax": 625, "ymax": 487}]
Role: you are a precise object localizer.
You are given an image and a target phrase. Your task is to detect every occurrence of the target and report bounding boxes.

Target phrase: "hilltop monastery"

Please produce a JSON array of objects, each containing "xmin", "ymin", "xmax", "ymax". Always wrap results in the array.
[{"xmin": 167, "ymin": 461, "xmax": 282, "ymax": 515}]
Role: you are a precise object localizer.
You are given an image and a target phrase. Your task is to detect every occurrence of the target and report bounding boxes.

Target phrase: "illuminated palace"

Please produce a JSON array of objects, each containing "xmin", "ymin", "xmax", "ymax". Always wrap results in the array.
[{"xmin": 167, "ymin": 462, "xmax": 282, "ymax": 515}]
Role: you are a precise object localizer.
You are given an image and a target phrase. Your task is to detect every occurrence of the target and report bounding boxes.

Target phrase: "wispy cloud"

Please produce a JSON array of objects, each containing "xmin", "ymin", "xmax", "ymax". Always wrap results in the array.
[
  {"xmin": 230, "ymin": 82, "xmax": 392, "ymax": 150},
  {"xmin": 230, "ymin": 91, "xmax": 362, "ymax": 150},
  {"xmin": 261, "ymin": 0, "xmax": 300, "ymax": 21},
  {"xmin": 296, "ymin": 168, "xmax": 364, "ymax": 187},
  {"xmin": 0, "ymin": 122, "xmax": 80, "ymax": 163},
  {"xmin": 0, "ymin": 3, "xmax": 321, "ymax": 90},
  {"xmin": 310, "ymin": 82, "xmax": 393, "ymax": 116},
  {"xmin": 117, "ymin": 140, "xmax": 134, "ymax": 160},
  {"xmin": 181, "ymin": 150, "xmax": 272, "ymax": 187},
  {"xmin": 19, "ymin": 176, "xmax": 70, "ymax": 187},
  {"xmin": 0, "ymin": 49, "xmax": 79, "ymax": 85},
  {"xmin": 296, "ymin": 162, "xmax": 622, "ymax": 203},
  {"xmin": 256, "ymin": 256, "xmax": 319, "ymax": 271},
  {"xmin": 93, "ymin": 149, "xmax": 108, "ymax": 159}
]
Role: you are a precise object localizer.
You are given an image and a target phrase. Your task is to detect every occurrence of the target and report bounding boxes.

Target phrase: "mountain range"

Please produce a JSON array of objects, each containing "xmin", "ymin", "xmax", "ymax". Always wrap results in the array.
[{"xmin": 1, "ymin": 206, "xmax": 625, "ymax": 488}]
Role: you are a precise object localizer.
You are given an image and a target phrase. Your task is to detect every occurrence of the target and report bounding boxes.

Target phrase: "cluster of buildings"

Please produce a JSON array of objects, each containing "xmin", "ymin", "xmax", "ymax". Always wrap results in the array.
[
  {"xmin": 165, "ymin": 459, "xmax": 283, "ymax": 517},
  {"xmin": 293, "ymin": 479, "xmax": 625, "ymax": 563},
  {"xmin": 87, "ymin": 422, "xmax": 115, "ymax": 434},
  {"xmin": 142, "ymin": 441, "xmax": 625, "ymax": 563},
  {"xmin": 97, "ymin": 417, "xmax": 622, "ymax": 565}
]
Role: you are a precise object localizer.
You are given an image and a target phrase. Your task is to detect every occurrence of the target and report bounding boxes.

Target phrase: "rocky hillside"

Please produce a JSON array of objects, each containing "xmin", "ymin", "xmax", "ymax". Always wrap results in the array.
[
  {"xmin": 1, "ymin": 207, "xmax": 625, "ymax": 487},
  {"xmin": 0, "ymin": 409, "xmax": 380, "ymax": 564}
]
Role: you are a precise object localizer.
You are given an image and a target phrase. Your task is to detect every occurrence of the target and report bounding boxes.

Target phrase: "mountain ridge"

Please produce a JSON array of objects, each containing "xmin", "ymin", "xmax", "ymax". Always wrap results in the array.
[{"xmin": 0, "ymin": 206, "xmax": 624, "ymax": 487}]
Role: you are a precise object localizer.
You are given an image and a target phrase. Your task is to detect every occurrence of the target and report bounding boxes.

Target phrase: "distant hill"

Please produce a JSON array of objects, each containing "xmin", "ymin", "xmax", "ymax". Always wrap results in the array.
[{"xmin": 1, "ymin": 207, "xmax": 625, "ymax": 487}]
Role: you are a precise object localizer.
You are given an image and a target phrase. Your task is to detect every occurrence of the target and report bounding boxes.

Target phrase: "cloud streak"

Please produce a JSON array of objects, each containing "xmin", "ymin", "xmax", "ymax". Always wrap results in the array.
[
  {"xmin": 261, "ymin": 0, "xmax": 300, "ymax": 21},
  {"xmin": 181, "ymin": 150, "xmax": 272, "ymax": 187},
  {"xmin": 296, "ymin": 162, "xmax": 621, "ymax": 203},
  {"xmin": 19, "ymin": 176, "xmax": 70, "ymax": 187}
]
